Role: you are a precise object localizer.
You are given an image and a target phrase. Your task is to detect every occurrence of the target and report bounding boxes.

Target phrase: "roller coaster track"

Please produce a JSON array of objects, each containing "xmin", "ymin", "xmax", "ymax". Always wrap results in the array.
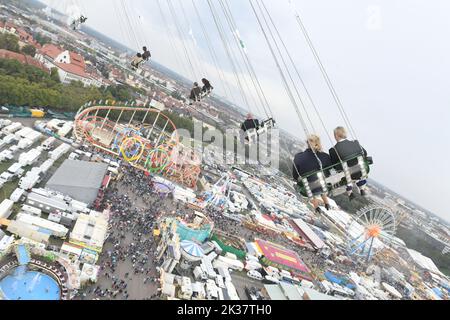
[{"xmin": 74, "ymin": 104, "xmax": 201, "ymax": 189}]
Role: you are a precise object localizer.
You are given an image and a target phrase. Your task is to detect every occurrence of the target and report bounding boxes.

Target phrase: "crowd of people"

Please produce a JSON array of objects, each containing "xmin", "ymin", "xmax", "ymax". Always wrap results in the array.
[
  {"xmin": 71, "ymin": 139, "xmax": 357, "ymax": 300},
  {"xmin": 75, "ymin": 164, "xmax": 181, "ymax": 300}
]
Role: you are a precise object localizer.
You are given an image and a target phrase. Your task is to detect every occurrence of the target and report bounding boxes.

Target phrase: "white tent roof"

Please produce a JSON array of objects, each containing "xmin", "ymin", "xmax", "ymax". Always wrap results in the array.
[{"xmin": 407, "ymin": 249, "xmax": 443, "ymax": 275}]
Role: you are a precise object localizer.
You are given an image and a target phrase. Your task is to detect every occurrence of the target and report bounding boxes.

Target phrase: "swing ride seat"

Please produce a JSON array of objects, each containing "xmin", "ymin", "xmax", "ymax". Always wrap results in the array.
[
  {"xmin": 296, "ymin": 155, "xmax": 373, "ymax": 199},
  {"xmin": 257, "ymin": 118, "xmax": 276, "ymax": 135},
  {"xmin": 200, "ymin": 89, "xmax": 213, "ymax": 100},
  {"xmin": 245, "ymin": 128, "xmax": 259, "ymax": 145},
  {"xmin": 242, "ymin": 118, "xmax": 276, "ymax": 146}
]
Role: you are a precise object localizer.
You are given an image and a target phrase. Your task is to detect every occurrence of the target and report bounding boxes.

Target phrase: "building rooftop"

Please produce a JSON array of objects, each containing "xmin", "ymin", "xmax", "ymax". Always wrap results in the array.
[
  {"xmin": 291, "ymin": 218, "xmax": 325, "ymax": 250},
  {"xmin": 46, "ymin": 160, "xmax": 109, "ymax": 205},
  {"xmin": 255, "ymin": 239, "xmax": 310, "ymax": 274},
  {"xmin": 0, "ymin": 49, "xmax": 48, "ymax": 72},
  {"xmin": 54, "ymin": 61, "xmax": 88, "ymax": 78},
  {"xmin": 264, "ymin": 284, "xmax": 288, "ymax": 300},
  {"xmin": 39, "ymin": 44, "xmax": 91, "ymax": 78},
  {"xmin": 70, "ymin": 212, "xmax": 108, "ymax": 252},
  {"xmin": 39, "ymin": 43, "xmax": 62, "ymax": 60},
  {"xmin": 407, "ymin": 249, "xmax": 443, "ymax": 276}
]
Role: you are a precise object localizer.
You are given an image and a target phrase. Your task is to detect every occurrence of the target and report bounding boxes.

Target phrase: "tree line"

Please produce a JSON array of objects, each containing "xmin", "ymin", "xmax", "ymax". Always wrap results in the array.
[
  {"xmin": 0, "ymin": 57, "xmax": 205, "ymax": 138},
  {"xmin": 0, "ymin": 33, "xmax": 36, "ymax": 57},
  {"xmin": 0, "ymin": 58, "xmax": 143, "ymax": 111}
]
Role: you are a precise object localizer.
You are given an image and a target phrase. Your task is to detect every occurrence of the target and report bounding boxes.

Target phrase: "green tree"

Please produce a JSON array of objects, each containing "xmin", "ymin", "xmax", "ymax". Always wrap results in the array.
[
  {"xmin": 50, "ymin": 67, "xmax": 60, "ymax": 83},
  {"xmin": 21, "ymin": 44, "xmax": 36, "ymax": 57},
  {"xmin": 0, "ymin": 33, "xmax": 20, "ymax": 52},
  {"xmin": 34, "ymin": 33, "xmax": 51, "ymax": 46}
]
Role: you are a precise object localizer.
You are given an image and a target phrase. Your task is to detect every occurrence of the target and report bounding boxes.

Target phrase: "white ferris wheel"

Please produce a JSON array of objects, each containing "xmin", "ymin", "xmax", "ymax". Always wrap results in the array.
[{"xmin": 346, "ymin": 205, "xmax": 397, "ymax": 262}]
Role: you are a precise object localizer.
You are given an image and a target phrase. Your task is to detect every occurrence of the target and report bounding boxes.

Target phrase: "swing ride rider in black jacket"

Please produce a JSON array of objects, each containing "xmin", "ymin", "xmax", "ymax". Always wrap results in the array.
[
  {"xmin": 329, "ymin": 126, "xmax": 370, "ymax": 198},
  {"xmin": 241, "ymin": 114, "xmax": 260, "ymax": 132},
  {"xmin": 201, "ymin": 78, "xmax": 214, "ymax": 94},
  {"xmin": 142, "ymin": 46, "xmax": 151, "ymax": 61},
  {"xmin": 293, "ymin": 135, "xmax": 332, "ymax": 212},
  {"xmin": 189, "ymin": 82, "xmax": 202, "ymax": 102},
  {"xmin": 293, "ymin": 147, "xmax": 332, "ymax": 182}
]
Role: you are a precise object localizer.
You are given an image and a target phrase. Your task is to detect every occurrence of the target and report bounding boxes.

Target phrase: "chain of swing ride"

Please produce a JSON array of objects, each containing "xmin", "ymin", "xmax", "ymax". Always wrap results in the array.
[
  {"xmin": 245, "ymin": 0, "xmax": 321, "ymax": 179},
  {"xmin": 287, "ymin": 0, "xmax": 358, "ymax": 141},
  {"xmin": 191, "ymin": 0, "xmax": 237, "ymax": 105},
  {"xmin": 156, "ymin": 0, "xmax": 238, "ymax": 110},
  {"xmin": 286, "ymin": 0, "xmax": 365, "ymax": 158},
  {"xmin": 112, "ymin": 0, "xmax": 331, "ymax": 171},
  {"xmin": 80, "ymin": 0, "xmax": 359, "ymax": 184},
  {"xmin": 155, "ymin": 0, "xmax": 191, "ymax": 81},
  {"xmin": 208, "ymin": 0, "xmax": 358, "ymax": 168},
  {"xmin": 217, "ymin": 0, "xmax": 274, "ymax": 120},
  {"xmin": 108, "ymin": 0, "xmax": 268, "ymax": 123},
  {"xmin": 54, "ymin": 0, "xmax": 357, "ymax": 142},
  {"xmin": 248, "ymin": 0, "xmax": 330, "ymax": 177},
  {"xmin": 207, "ymin": 0, "xmax": 273, "ymax": 123},
  {"xmin": 250, "ymin": 0, "xmax": 366, "ymax": 178}
]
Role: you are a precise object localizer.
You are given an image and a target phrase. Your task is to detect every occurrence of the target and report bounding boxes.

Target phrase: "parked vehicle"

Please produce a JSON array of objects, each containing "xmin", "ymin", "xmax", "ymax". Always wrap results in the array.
[
  {"xmin": 247, "ymin": 270, "xmax": 264, "ymax": 281},
  {"xmin": 263, "ymin": 275, "xmax": 280, "ymax": 284}
]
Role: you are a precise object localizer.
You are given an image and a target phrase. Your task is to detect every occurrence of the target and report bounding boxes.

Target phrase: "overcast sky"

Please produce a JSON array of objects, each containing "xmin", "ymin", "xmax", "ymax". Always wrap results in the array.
[{"xmin": 41, "ymin": 0, "xmax": 450, "ymax": 221}]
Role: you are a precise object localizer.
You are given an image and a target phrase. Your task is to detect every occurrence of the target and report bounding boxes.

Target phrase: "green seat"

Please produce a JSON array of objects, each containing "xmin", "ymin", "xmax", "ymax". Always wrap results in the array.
[{"xmin": 296, "ymin": 155, "xmax": 373, "ymax": 199}]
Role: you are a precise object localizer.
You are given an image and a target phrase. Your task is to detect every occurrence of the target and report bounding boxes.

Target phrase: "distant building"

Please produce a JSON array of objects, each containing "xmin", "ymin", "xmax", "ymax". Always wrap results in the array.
[
  {"xmin": 33, "ymin": 26, "xmax": 59, "ymax": 43},
  {"xmin": 108, "ymin": 67, "xmax": 125, "ymax": 83},
  {"xmin": 69, "ymin": 211, "xmax": 108, "ymax": 254},
  {"xmin": 262, "ymin": 283, "xmax": 340, "ymax": 300},
  {"xmin": 0, "ymin": 21, "xmax": 40, "ymax": 48},
  {"xmin": 36, "ymin": 44, "xmax": 106, "ymax": 87},
  {"xmin": 46, "ymin": 160, "xmax": 109, "ymax": 205}
]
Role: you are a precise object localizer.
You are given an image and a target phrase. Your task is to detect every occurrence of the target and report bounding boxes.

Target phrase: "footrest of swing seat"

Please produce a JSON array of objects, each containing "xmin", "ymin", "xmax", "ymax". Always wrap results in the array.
[
  {"xmin": 296, "ymin": 185, "xmax": 308, "ymax": 198},
  {"xmin": 329, "ymin": 187, "xmax": 347, "ymax": 197}
]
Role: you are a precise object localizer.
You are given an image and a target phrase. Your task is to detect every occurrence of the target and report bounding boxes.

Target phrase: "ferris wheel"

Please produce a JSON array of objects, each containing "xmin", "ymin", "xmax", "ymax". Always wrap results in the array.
[{"xmin": 346, "ymin": 205, "xmax": 397, "ymax": 262}]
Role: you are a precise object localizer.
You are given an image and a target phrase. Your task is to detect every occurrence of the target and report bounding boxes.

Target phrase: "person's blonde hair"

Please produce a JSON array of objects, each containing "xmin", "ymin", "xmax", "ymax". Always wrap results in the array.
[
  {"xmin": 307, "ymin": 135, "xmax": 323, "ymax": 152},
  {"xmin": 334, "ymin": 127, "xmax": 347, "ymax": 140}
]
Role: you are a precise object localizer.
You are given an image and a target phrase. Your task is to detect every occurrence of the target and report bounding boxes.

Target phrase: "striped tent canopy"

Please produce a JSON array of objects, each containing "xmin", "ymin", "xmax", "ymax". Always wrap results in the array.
[{"xmin": 180, "ymin": 240, "xmax": 204, "ymax": 258}]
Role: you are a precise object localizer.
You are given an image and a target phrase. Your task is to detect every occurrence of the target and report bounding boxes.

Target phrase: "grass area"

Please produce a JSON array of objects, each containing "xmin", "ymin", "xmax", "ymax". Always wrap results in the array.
[
  {"xmin": 0, "ymin": 157, "xmax": 16, "ymax": 203},
  {"xmin": 0, "ymin": 180, "xmax": 19, "ymax": 203},
  {"xmin": 53, "ymin": 153, "xmax": 70, "ymax": 168},
  {"xmin": 0, "ymin": 159, "xmax": 13, "ymax": 175},
  {"xmin": 8, "ymin": 203, "xmax": 22, "ymax": 221}
]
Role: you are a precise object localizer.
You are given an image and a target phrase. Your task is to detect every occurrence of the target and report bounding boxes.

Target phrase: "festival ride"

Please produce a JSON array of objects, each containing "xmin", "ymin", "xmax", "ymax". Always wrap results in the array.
[
  {"xmin": 345, "ymin": 205, "xmax": 397, "ymax": 262},
  {"xmin": 194, "ymin": 173, "xmax": 235, "ymax": 210},
  {"xmin": 74, "ymin": 102, "xmax": 201, "ymax": 189}
]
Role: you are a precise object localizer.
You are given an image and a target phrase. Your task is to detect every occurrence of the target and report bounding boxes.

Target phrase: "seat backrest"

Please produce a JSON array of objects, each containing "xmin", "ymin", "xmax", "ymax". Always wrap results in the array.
[
  {"xmin": 257, "ymin": 126, "xmax": 268, "ymax": 135},
  {"xmin": 343, "ymin": 156, "xmax": 368, "ymax": 182},
  {"xmin": 262, "ymin": 118, "xmax": 275, "ymax": 129},
  {"xmin": 300, "ymin": 171, "xmax": 327, "ymax": 198},
  {"xmin": 245, "ymin": 128, "xmax": 258, "ymax": 145}
]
